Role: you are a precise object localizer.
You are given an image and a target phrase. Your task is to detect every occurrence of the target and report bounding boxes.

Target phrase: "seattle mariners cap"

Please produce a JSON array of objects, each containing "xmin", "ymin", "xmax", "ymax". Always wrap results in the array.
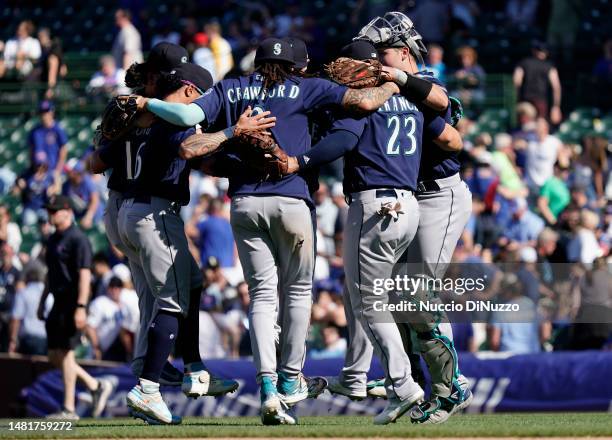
[
  {"xmin": 283, "ymin": 37, "xmax": 308, "ymax": 69},
  {"xmin": 45, "ymin": 195, "xmax": 73, "ymax": 212},
  {"xmin": 255, "ymin": 38, "xmax": 295, "ymax": 65},
  {"xmin": 170, "ymin": 63, "xmax": 214, "ymax": 94},
  {"xmin": 340, "ymin": 40, "xmax": 378, "ymax": 61},
  {"xmin": 142, "ymin": 42, "xmax": 188, "ymax": 74}
]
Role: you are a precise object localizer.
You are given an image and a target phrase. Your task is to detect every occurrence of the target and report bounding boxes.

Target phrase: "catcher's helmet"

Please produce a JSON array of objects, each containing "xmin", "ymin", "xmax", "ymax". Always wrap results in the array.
[{"xmin": 355, "ymin": 12, "xmax": 427, "ymax": 65}]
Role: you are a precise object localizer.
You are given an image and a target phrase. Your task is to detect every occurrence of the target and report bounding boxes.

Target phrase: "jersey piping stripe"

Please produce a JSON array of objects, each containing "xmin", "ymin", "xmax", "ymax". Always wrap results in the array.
[
  {"xmin": 434, "ymin": 188, "xmax": 454, "ymax": 277},
  {"xmin": 160, "ymin": 213, "xmax": 181, "ymax": 311},
  {"xmin": 356, "ymin": 203, "xmax": 397, "ymax": 397}
]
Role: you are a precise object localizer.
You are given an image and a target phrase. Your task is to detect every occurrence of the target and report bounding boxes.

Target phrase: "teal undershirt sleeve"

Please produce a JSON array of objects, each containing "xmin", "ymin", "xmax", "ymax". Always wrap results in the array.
[{"xmin": 146, "ymin": 100, "xmax": 206, "ymax": 127}]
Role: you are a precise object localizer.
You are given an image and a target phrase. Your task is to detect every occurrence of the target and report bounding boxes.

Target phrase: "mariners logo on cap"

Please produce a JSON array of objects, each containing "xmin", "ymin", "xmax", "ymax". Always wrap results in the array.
[
  {"xmin": 273, "ymin": 43, "xmax": 282, "ymax": 55},
  {"xmin": 181, "ymin": 56, "xmax": 188, "ymax": 63}
]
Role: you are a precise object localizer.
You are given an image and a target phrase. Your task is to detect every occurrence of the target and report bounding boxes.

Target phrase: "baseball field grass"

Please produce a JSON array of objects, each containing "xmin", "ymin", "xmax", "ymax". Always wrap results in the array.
[{"xmin": 1, "ymin": 413, "xmax": 612, "ymax": 439}]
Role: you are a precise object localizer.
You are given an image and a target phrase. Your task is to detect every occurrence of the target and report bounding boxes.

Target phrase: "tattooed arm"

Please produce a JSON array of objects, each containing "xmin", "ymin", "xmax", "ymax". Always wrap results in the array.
[
  {"xmin": 341, "ymin": 82, "xmax": 399, "ymax": 115},
  {"xmin": 179, "ymin": 106, "xmax": 276, "ymax": 160}
]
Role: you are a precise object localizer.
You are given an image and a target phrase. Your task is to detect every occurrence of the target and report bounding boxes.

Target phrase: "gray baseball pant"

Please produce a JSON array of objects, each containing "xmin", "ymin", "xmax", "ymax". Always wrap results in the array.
[
  {"xmin": 104, "ymin": 190, "xmax": 154, "ymax": 360},
  {"xmin": 230, "ymin": 195, "xmax": 314, "ymax": 384},
  {"xmin": 343, "ymin": 188, "xmax": 422, "ymax": 401}
]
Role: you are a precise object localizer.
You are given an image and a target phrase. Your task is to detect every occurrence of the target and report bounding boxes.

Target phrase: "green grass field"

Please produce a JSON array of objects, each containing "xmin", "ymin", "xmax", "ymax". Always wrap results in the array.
[{"xmin": 1, "ymin": 413, "xmax": 612, "ymax": 439}]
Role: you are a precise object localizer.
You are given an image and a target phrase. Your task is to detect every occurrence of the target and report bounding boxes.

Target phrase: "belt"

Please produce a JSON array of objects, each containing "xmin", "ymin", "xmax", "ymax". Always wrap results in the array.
[
  {"xmin": 133, "ymin": 195, "xmax": 152, "ymax": 204},
  {"xmin": 416, "ymin": 173, "xmax": 462, "ymax": 193},
  {"xmin": 126, "ymin": 195, "xmax": 181, "ymax": 214},
  {"xmin": 346, "ymin": 188, "xmax": 413, "ymax": 205}
]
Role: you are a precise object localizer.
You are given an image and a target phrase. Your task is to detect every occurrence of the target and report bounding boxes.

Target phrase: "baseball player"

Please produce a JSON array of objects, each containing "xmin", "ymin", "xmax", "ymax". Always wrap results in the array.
[
  {"xmin": 88, "ymin": 43, "xmax": 190, "ymax": 387},
  {"xmin": 320, "ymin": 12, "xmax": 472, "ymax": 424},
  {"xmin": 278, "ymin": 38, "xmax": 462, "ymax": 424},
  {"xmin": 133, "ymin": 37, "xmax": 404, "ymax": 425},
  {"xmin": 90, "ymin": 63, "xmax": 275, "ymax": 425}
]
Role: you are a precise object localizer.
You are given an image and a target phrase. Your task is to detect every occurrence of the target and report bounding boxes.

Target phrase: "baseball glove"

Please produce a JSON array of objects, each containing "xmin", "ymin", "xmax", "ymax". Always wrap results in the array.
[
  {"xmin": 231, "ymin": 130, "xmax": 289, "ymax": 180},
  {"xmin": 100, "ymin": 94, "xmax": 139, "ymax": 141},
  {"xmin": 325, "ymin": 57, "xmax": 383, "ymax": 88}
]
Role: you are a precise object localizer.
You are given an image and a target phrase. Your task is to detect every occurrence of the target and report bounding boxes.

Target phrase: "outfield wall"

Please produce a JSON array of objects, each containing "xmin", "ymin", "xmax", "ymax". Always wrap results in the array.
[{"xmin": 17, "ymin": 352, "xmax": 612, "ymax": 418}]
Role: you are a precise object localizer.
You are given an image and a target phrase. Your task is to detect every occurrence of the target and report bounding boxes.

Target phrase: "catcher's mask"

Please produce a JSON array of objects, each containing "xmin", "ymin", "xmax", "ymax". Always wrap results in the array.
[{"xmin": 355, "ymin": 11, "xmax": 427, "ymax": 65}]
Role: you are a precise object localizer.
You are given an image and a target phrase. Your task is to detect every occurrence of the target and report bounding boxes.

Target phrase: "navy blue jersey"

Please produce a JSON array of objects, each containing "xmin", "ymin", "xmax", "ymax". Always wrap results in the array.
[
  {"xmin": 417, "ymin": 71, "xmax": 461, "ymax": 181},
  {"xmin": 336, "ymin": 94, "xmax": 444, "ymax": 194},
  {"xmin": 98, "ymin": 129, "xmax": 150, "ymax": 194},
  {"xmin": 124, "ymin": 122, "xmax": 195, "ymax": 205},
  {"xmin": 193, "ymin": 73, "xmax": 347, "ymax": 205}
]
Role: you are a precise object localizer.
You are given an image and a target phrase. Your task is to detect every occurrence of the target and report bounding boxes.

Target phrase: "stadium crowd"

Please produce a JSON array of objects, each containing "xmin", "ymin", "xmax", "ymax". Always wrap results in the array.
[{"xmin": 0, "ymin": 0, "xmax": 610, "ymax": 365}]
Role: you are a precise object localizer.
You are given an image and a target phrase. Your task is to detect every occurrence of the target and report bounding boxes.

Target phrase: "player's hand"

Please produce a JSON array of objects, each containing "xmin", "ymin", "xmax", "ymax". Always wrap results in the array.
[
  {"xmin": 135, "ymin": 96, "xmax": 149, "ymax": 111},
  {"xmin": 286, "ymin": 157, "xmax": 299, "ymax": 174},
  {"xmin": 80, "ymin": 216, "xmax": 93, "ymax": 230},
  {"xmin": 74, "ymin": 307, "xmax": 87, "ymax": 330},
  {"xmin": 380, "ymin": 66, "xmax": 400, "ymax": 83},
  {"xmin": 381, "ymin": 81, "xmax": 400, "ymax": 95},
  {"xmin": 235, "ymin": 106, "xmax": 276, "ymax": 136}
]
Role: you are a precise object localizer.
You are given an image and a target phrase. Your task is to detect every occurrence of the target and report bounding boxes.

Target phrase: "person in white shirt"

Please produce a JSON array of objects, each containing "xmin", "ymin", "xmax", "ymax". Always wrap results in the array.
[
  {"xmin": 9, "ymin": 264, "xmax": 51, "ymax": 355},
  {"xmin": 2, "ymin": 20, "xmax": 41, "ymax": 78},
  {"xmin": 87, "ymin": 55, "xmax": 127, "ymax": 98},
  {"xmin": 112, "ymin": 9, "xmax": 143, "ymax": 70},
  {"xmin": 526, "ymin": 118, "xmax": 561, "ymax": 191},
  {"xmin": 86, "ymin": 277, "xmax": 139, "ymax": 361},
  {"xmin": 567, "ymin": 209, "xmax": 603, "ymax": 265},
  {"xmin": 192, "ymin": 32, "xmax": 217, "ymax": 82}
]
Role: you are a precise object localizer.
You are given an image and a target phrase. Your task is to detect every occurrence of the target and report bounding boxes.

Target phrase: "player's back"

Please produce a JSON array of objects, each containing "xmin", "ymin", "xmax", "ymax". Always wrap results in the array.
[
  {"xmin": 342, "ymin": 93, "xmax": 425, "ymax": 194},
  {"xmin": 194, "ymin": 73, "xmax": 346, "ymax": 205}
]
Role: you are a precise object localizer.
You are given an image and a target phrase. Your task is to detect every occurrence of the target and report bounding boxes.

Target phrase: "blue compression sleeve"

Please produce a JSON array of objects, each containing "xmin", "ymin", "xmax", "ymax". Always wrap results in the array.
[
  {"xmin": 146, "ymin": 100, "xmax": 205, "ymax": 127},
  {"xmin": 296, "ymin": 130, "xmax": 359, "ymax": 169}
]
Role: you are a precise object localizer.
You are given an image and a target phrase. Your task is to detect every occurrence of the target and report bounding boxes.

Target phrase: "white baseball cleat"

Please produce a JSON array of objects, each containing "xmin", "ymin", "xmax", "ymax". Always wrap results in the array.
[
  {"xmin": 260, "ymin": 377, "xmax": 296, "ymax": 425},
  {"xmin": 373, "ymin": 388, "xmax": 424, "ymax": 425},
  {"xmin": 126, "ymin": 385, "xmax": 181, "ymax": 425},
  {"xmin": 182, "ymin": 369, "xmax": 239, "ymax": 398},
  {"xmin": 326, "ymin": 376, "xmax": 367, "ymax": 400}
]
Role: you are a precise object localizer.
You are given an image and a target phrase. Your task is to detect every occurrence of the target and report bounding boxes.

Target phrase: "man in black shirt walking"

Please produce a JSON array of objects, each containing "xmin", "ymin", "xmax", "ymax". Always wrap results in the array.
[{"xmin": 37, "ymin": 195, "xmax": 112, "ymax": 420}]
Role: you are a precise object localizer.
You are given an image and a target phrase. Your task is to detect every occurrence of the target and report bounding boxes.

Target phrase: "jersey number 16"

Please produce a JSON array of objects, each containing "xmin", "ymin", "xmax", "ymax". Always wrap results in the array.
[{"xmin": 125, "ymin": 141, "xmax": 145, "ymax": 180}]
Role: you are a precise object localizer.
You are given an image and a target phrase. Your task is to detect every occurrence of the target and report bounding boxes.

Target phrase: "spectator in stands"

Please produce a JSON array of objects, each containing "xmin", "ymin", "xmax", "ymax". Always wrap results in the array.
[
  {"xmin": 513, "ymin": 41, "xmax": 562, "ymax": 124},
  {"xmin": 87, "ymin": 55, "xmax": 127, "ymax": 100},
  {"xmin": 112, "ymin": 9, "xmax": 143, "ymax": 70},
  {"xmin": 194, "ymin": 199, "xmax": 234, "ymax": 268},
  {"xmin": 488, "ymin": 273, "xmax": 543, "ymax": 353},
  {"xmin": 537, "ymin": 162, "xmax": 571, "ymax": 225},
  {"xmin": 425, "ymin": 44, "xmax": 446, "ymax": 84},
  {"xmin": 0, "ymin": 243, "xmax": 22, "ymax": 351},
  {"xmin": 192, "ymin": 33, "xmax": 217, "ymax": 82},
  {"xmin": 85, "ymin": 276, "xmax": 138, "ymax": 361},
  {"xmin": 451, "ymin": 46, "xmax": 485, "ymax": 110},
  {"xmin": 0, "ymin": 20, "xmax": 41, "ymax": 80},
  {"xmin": 309, "ymin": 324, "xmax": 347, "ymax": 359},
  {"xmin": 593, "ymin": 38, "xmax": 612, "ymax": 85},
  {"xmin": 36, "ymin": 28, "xmax": 66, "ymax": 99},
  {"xmin": 311, "ymin": 286, "xmax": 346, "ymax": 329},
  {"xmin": 578, "ymin": 135, "xmax": 608, "ymax": 202},
  {"xmin": 91, "ymin": 253, "xmax": 113, "ymax": 299},
  {"xmin": 61, "ymin": 159, "xmax": 101, "ymax": 230},
  {"xmin": 410, "ymin": 0, "xmax": 450, "ymax": 44},
  {"xmin": 516, "ymin": 246, "xmax": 554, "ymax": 303},
  {"xmin": 28, "ymin": 100, "xmax": 68, "ymax": 190},
  {"xmin": 566, "ymin": 210, "xmax": 603, "ymax": 264},
  {"xmin": 202, "ymin": 256, "xmax": 234, "ymax": 305},
  {"xmin": 525, "ymin": 118, "xmax": 562, "ymax": 193},
  {"xmin": 489, "ymin": 133, "xmax": 528, "ymax": 199},
  {"xmin": 0, "ymin": 204, "xmax": 22, "ymax": 254},
  {"xmin": 13, "ymin": 151, "xmax": 55, "ymax": 226},
  {"xmin": 204, "ymin": 22, "xmax": 233, "ymax": 81},
  {"xmin": 8, "ymin": 262, "xmax": 50, "ymax": 355},
  {"xmin": 151, "ymin": 21, "xmax": 180, "ymax": 48},
  {"xmin": 506, "ymin": 0, "xmax": 539, "ymax": 27},
  {"xmin": 536, "ymin": 227, "xmax": 560, "ymax": 286},
  {"xmin": 502, "ymin": 198, "xmax": 545, "ymax": 245}
]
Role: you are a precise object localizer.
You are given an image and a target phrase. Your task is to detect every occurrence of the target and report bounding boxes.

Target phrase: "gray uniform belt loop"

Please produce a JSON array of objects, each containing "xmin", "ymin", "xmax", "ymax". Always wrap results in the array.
[
  {"xmin": 417, "ymin": 172, "xmax": 461, "ymax": 193},
  {"xmin": 348, "ymin": 188, "xmax": 414, "ymax": 204}
]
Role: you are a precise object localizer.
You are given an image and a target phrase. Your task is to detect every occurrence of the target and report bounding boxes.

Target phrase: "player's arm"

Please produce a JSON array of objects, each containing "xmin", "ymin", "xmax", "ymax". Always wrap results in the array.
[
  {"xmin": 285, "ymin": 129, "xmax": 360, "ymax": 174},
  {"xmin": 85, "ymin": 150, "xmax": 110, "ymax": 174},
  {"xmin": 548, "ymin": 67, "xmax": 562, "ymax": 124},
  {"xmin": 382, "ymin": 67, "xmax": 448, "ymax": 111},
  {"xmin": 432, "ymin": 123, "xmax": 463, "ymax": 152},
  {"xmin": 179, "ymin": 107, "xmax": 276, "ymax": 160},
  {"xmin": 341, "ymin": 82, "xmax": 400, "ymax": 114}
]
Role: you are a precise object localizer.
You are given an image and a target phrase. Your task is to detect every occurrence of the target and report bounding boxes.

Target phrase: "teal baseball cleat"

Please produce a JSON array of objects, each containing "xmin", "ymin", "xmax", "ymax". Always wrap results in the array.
[
  {"xmin": 126, "ymin": 385, "xmax": 181, "ymax": 425},
  {"xmin": 277, "ymin": 372, "xmax": 309, "ymax": 406},
  {"xmin": 260, "ymin": 377, "xmax": 296, "ymax": 425}
]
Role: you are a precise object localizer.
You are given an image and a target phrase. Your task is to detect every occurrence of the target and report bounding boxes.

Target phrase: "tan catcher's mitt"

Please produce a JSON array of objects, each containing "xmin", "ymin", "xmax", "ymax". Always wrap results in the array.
[{"xmin": 325, "ymin": 57, "xmax": 383, "ymax": 88}]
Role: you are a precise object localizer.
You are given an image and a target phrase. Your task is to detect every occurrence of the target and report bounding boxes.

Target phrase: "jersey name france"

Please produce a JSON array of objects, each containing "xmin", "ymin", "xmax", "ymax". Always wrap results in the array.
[
  {"xmin": 337, "ymin": 94, "xmax": 429, "ymax": 194},
  {"xmin": 193, "ymin": 73, "xmax": 347, "ymax": 205},
  {"xmin": 418, "ymin": 70, "xmax": 460, "ymax": 181}
]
